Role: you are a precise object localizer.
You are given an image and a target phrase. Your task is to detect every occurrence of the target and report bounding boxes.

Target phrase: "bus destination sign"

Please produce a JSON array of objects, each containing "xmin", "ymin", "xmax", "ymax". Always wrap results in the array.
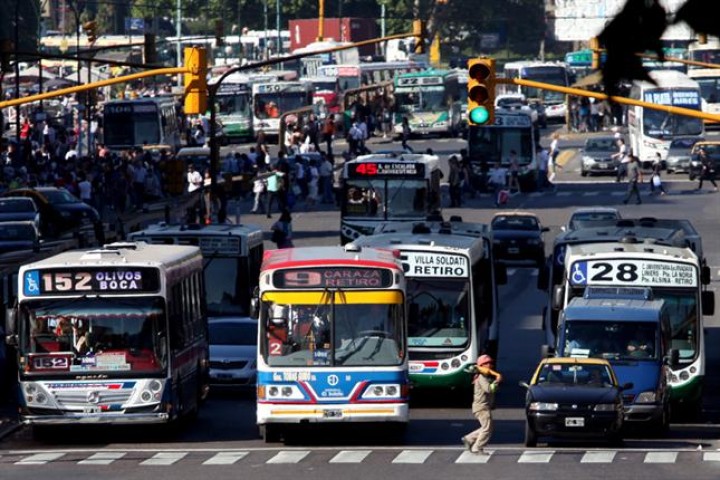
[
  {"xmin": 23, "ymin": 267, "xmax": 161, "ymax": 296},
  {"xmin": 273, "ymin": 267, "xmax": 394, "ymax": 289},
  {"xmin": 348, "ymin": 162, "xmax": 425, "ymax": 178}
]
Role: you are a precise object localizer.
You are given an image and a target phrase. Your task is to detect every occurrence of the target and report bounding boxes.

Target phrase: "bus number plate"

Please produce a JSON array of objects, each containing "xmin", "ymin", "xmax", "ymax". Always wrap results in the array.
[
  {"xmin": 83, "ymin": 406, "xmax": 101, "ymax": 414},
  {"xmin": 323, "ymin": 409, "xmax": 343, "ymax": 419}
]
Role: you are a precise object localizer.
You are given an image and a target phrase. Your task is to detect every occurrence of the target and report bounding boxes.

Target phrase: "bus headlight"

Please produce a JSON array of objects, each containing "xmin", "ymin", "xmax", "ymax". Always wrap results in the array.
[
  {"xmin": 35, "ymin": 392, "xmax": 48, "ymax": 404},
  {"xmin": 361, "ymin": 384, "xmax": 402, "ymax": 399},
  {"xmin": 149, "ymin": 380, "xmax": 163, "ymax": 393},
  {"xmin": 679, "ymin": 371, "xmax": 690, "ymax": 381},
  {"xmin": 451, "ymin": 358, "xmax": 461, "ymax": 369},
  {"xmin": 24, "ymin": 383, "xmax": 38, "ymax": 395},
  {"xmin": 264, "ymin": 384, "xmax": 305, "ymax": 400},
  {"xmin": 635, "ymin": 391, "xmax": 657, "ymax": 403}
]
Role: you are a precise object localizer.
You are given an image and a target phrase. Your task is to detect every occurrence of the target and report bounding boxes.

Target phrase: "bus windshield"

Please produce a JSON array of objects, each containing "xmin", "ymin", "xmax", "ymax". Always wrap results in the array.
[
  {"xmin": 564, "ymin": 321, "xmax": 659, "ymax": 361},
  {"xmin": 103, "ymin": 111, "xmax": 161, "ymax": 146},
  {"xmin": 217, "ymin": 94, "xmax": 250, "ymax": 116},
  {"xmin": 521, "ymin": 67, "xmax": 567, "ymax": 103},
  {"xmin": 653, "ymin": 289, "xmax": 698, "ymax": 361},
  {"xmin": 407, "ymin": 278, "xmax": 470, "ymax": 348},
  {"xmin": 20, "ymin": 297, "xmax": 167, "ymax": 374},
  {"xmin": 204, "ymin": 258, "xmax": 245, "ymax": 317},
  {"xmin": 342, "ymin": 179, "xmax": 428, "ymax": 219},
  {"xmin": 254, "ymin": 92, "xmax": 308, "ymax": 119},
  {"xmin": 643, "ymin": 110, "xmax": 704, "ymax": 138},
  {"xmin": 395, "ymin": 90, "xmax": 445, "ymax": 113},
  {"xmin": 261, "ymin": 296, "xmax": 404, "ymax": 367},
  {"xmin": 468, "ymin": 127, "xmax": 534, "ymax": 166},
  {"xmin": 696, "ymin": 77, "xmax": 720, "ymax": 103}
]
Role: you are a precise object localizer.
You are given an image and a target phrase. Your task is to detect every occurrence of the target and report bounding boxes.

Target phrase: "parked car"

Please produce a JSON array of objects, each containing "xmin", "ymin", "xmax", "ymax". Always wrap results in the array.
[
  {"xmin": 0, "ymin": 221, "xmax": 40, "ymax": 255},
  {"xmin": 208, "ymin": 318, "xmax": 258, "ymax": 388},
  {"xmin": 520, "ymin": 357, "xmax": 629, "ymax": 447},
  {"xmin": 1, "ymin": 187, "xmax": 102, "ymax": 240},
  {"xmin": 665, "ymin": 136, "xmax": 704, "ymax": 174},
  {"xmin": 490, "ymin": 212, "xmax": 548, "ymax": 267},
  {"xmin": 0, "ymin": 197, "xmax": 40, "ymax": 230},
  {"xmin": 688, "ymin": 141, "xmax": 720, "ymax": 181},
  {"xmin": 563, "ymin": 207, "xmax": 622, "ymax": 231},
  {"xmin": 580, "ymin": 136, "xmax": 618, "ymax": 176}
]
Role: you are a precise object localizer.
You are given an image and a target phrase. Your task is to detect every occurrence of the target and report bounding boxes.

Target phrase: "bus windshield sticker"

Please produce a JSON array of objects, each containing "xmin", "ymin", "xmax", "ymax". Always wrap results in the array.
[
  {"xmin": 569, "ymin": 260, "xmax": 697, "ymax": 288},
  {"xmin": 402, "ymin": 253, "xmax": 469, "ymax": 277},
  {"xmin": 272, "ymin": 267, "xmax": 394, "ymax": 289},
  {"xmin": 23, "ymin": 268, "xmax": 161, "ymax": 296},
  {"xmin": 348, "ymin": 162, "xmax": 425, "ymax": 178}
]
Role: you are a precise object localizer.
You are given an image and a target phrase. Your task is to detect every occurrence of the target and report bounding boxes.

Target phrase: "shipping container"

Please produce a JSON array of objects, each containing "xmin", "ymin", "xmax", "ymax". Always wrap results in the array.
[{"xmin": 289, "ymin": 18, "xmax": 378, "ymax": 57}]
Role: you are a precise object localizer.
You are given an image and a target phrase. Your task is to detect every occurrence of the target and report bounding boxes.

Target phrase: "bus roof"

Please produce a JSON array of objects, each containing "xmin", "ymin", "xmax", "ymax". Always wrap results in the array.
[
  {"xmin": 128, "ymin": 223, "xmax": 265, "ymax": 252},
  {"xmin": 261, "ymin": 246, "xmax": 402, "ymax": 271},
  {"xmin": 348, "ymin": 153, "xmax": 440, "ymax": 168},
  {"xmin": 635, "ymin": 70, "xmax": 699, "ymax": 89},
  {"xmin": 351, "ymin": 230, "xmax": 486, "ymax": 254},
  {"xmin": 565, "ymin": 239, "xmax": 698, "ymax": 263},
  {"xmin": 373, "ymin": 219, "xmax": 490, "ymax": 240},
  {"xmin": 687, "ymin": 68, "xmax": 720, "ymax": 79},
  {"xmin": 20, "ymin": 242, "xmax": 200, "ymax": 270}
]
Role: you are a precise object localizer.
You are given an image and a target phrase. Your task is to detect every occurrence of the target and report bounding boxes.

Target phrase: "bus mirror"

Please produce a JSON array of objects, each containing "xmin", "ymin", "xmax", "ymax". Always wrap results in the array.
[
  {"xmin": 552, "ymin": 285, "xmax": 564, "ymax": 310},
  {"xmin": 702, "ymin": 290, "xmax": 715, "ymax": 316},
  {"xmin": 495, "ymin": 263, "xmax": 507, "ymax": 285},
  {"xmin": 249, "ymin": 297, "xmax": 259, "ymax": 319},
  {"xmin": 540, "ymin": 344, "xmax": 554, "ymax": 358},
  {"xmin": 537, "ymin": 264, "xmax": 549, "ymax": 291},
  {"xmin": 5, "ymin": 307, "xmax": 17, "ymax": 345},
  {"xmin": 270, "ymin": 317, "xmax": 287, "ymax": 328},
  {"xmin": 666, "ymin": 349, "xmax": 679, "ymax": 367},
  {"xmin": 701, "ymin": 265, "xmax": 711, "ymax": 285}
]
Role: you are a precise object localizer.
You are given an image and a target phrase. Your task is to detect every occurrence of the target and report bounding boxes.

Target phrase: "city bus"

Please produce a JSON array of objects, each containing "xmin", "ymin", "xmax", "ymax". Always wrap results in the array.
[
  {"xmin": 392, "ymin": 69, "xmax": 463, "ymax": 137},
  {"xmin": 128, "ymin": 222, "xmax": 264, "ymax": 319},
  {"xmin": 687, "ymin": 68, "xmax": 720, "ymax": 126},
  {"xmin": 102, "ymin": 96, "xmax": 183, "ymax": 153},
  {"xmin": 251, "ymin": 80, "xmax": 314, "ymax": 136},
  {"xmin": 340, "ymin": 153, "xmax": 443, "ymax": 244},
  {"xmin": 501, "ymin": 61, "xmax": 570, "ymax": 122},
  {"xmin": 540, "ymin": 228, "xmax": 713, "ymax": 416},
  {"xmin": 352, "ymin": 220, "xmax": 504, "ymax": 391},
  {"xmin": 628, "ymin": 70, "xmax": 704, "ymax": 164},
  {"xmin": 688, "ymin": 37, "xmax": 720, "ymax": 69},
  {"xmin": 8, "ymin": 241, "xmax": 209, "ymax": 426},
  {"xmin": 253, "ymin": 245, "xmax": 408, "ymax": 442}
]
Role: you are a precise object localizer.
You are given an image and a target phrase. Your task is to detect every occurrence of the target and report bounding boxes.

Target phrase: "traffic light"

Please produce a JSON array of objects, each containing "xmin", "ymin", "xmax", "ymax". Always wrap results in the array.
[
  {"xmin": 83, "ymin": 20, "xmax": 98, "ymax": 44},
  {"xmin": 144, "ymin": 33, "xmax": 157, "ymax": 65},
  {"xmin": 590, "ymin": 37, "xmax": 600, "ymax": 69},
  {"xmin": 412, "ymin": 19, "xmax": 425, "ymax": 54},
  {"xmin": 467, "ymin": 57, "xmax": 496, "ymax": 126},
  {"xmin": 184, "ymin": 47, "xmax": 208, "ymax": 115},
  {"xmin": 215, "ymin": 20, "xmax": 225, "ymax": 47}
]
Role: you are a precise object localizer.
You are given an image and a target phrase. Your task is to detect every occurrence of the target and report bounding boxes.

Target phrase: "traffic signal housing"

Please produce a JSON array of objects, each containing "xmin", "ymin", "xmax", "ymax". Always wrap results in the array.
[
  {"xmin": 144, "ymin": 33, "xmax": 157, "ymax": 65},
  {"xmin": 184, "ymin": 47, "xmax": 208, "ymax": 115},
  {"xmin": 83, "ymin": 21, "xmax": 98, "ymax": 44},
  {"xmin": 467, "ymin": 57, "xmax": 496, "ymax": 126},
  {"xmin": 412, "ymin": 19, "xmax": 425, "ymax": 54},
  {"xmin": 590, "ymin": 37, "xmax": 600, "ymax": 69},
  {"xmin": 215, "ymin": 20, "xmax": 225, "ymax": 47}
]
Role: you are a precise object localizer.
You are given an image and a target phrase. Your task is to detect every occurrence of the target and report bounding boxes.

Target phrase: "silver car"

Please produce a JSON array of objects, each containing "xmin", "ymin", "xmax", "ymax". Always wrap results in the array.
[
  {"xmin": 580, "ymin": 136, "xmax": 618, "ymax": 176},
  {"xmin": 208, "ymin": 318, "xmax": 258, "ymax": 388},
  {"xmin": 665, "ymin": 136, "xmax": 704, "ymax": 174}
]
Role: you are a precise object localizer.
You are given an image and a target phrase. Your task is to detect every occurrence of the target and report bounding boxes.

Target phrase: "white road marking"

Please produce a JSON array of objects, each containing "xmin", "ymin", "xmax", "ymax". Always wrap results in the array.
[
  {"xmin": 518, "ymin": 450, "xmax": 554, "ymax": 463},
  {"xmin": 392, "ymin": 450, "xmax": 433, "ymax": 464},
  {"xmin": 266, "ymin": 451, "xmax": 310, "ymax": 464},
  {"xmin": 329, "ymin": 450, "xmax": 371, "ymax": 463},
  {"xmin": 79, "ymin": 452, "xmax": 127, "ymax": 465},
  {"xmin": 643, "ymin": 451, "xmax": 678, "ymax": 463},
  {"xmin": 557, "ymin": 191, "xmax": 573, "ymax": 197},
  {"xmin": 16, "ymin": 453, "xmax": 66, "ymax": 465},
  {"xmin": 703, "ymin": 452, "xmax": 720, "ymax": 461},
  {"xmin": 455, "ymin": 451, "xmax": 492, "ymax": 463},
  {"xmin": 610, "ymin": 191, "xmax": 626, "ymax": 197},
  {"xmin": 202, "ymin": 452, "xmax": 249, "ymax": 465},
  {"xmin": 529, "ymin": 192, "xmax": 544, "ymax": 198},
  {"xmin": 583, "ymin": 191, "xmax": 600, "ymax": 196},
  {"xmin": 581, "ymin": 451, "xmax": 617, "ymax": 463},
  {"xmin": 140, "ymin": 452, "xmax": 188, "ymax": 466}
]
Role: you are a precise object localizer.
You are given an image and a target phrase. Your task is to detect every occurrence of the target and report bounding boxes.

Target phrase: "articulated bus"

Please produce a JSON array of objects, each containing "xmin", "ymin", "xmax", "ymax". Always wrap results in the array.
[
  {"xmin": 687, "ymin": 69, "xmax": 720, "ymax": 126},
  {"xmin": 102, "ymin": 97, "xmax": 183, "ymax": 153},
  {"xmin": 392, "ymin": 69, "xmax": 463, "ymax": 137},
  {"xmin": 9, "ymin": 242, "xmax": 209, "ymax": 426},
  {"xmin": 253, "ymin": 245, "xmax": 408, "ymax": 442},
  {"xmin": 340, "ymin": 153, "xmax": 443, "ymax": 244},
  {"xmin": 352, "ymin": 220, "xmax": 504, "ymax": 391},
  {"xmin": 628, "ymin": 70, "xmax": 704, "ymax": 164},
  {"xmin": 540, "ymin": 224, "xmax": 713, "ymax": 415},
  {"xmin": 501, "ymin": 61, "xmax": 570, "ymax": 122},
  {"xmin": 251, "ymin": 81, "xmax": 314, "ymax": 136}
]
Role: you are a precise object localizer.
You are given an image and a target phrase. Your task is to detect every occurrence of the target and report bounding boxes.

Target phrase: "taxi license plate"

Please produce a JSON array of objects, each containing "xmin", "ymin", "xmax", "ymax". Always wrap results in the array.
[
  {"xmin": 508, "ymin": 247, "xmax": 520, "ymax": 254},
  {"xmin": 323, "ymin": 409, "xmax": 343, "ymax": 419},
  {"xmin": 565, "ymin": 417, "xmax": 584, "ymax": 427}
]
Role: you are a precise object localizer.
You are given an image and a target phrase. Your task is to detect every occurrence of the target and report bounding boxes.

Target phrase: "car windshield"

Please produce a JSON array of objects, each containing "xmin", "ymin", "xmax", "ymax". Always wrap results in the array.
[
  {"xmin": 585, "ymin": 139, "xmax": 617, "ymax": 152},
  {"xmin": 535, "ymin": 363, "xmax": 614, "ymax": 387},
  {"xmin": 492, "ymin": 216, "xmax": 539, "ymax": 231},
  {"xmin": 407, "ymin": 278, "xmax": 471, "ymax": 348},
  {"xmin": 342, "ymin": 179, "xmax": 429, "ymax": 219},
  {"xmin": 0, "ymin": 199, "xmax": 34, "ymax": 212},
  {"xmin": 0, "ymin": 224, "xmax": 35, "ymax": 241},
  {"xmin": 670, "ymin": 138, "xmax": 701, "ymax": 150},
  {"xmin": 569, "ymin": 212, "xmax": 619, "ymax": 229},
  {"xmin": 41, "ymin": 189, "xmax": 80, "ymax": 205},
  {"xmin": 694, "ymin": 144, "xmax": 720, "ymax": 156},
  {"xmin": 204, "ymin": 257, "xmax": 246, "ymax": 317},
  {"xmin": 563, "ymin": 321, "xmax": 659, "ymax": 361},
  {"xmin": 19, "ymin": 297, "xmax": 167, "ymax": 375},
  {"xmin": 209, "ymin": 321, "xmax": 257, "ymax": 346}
]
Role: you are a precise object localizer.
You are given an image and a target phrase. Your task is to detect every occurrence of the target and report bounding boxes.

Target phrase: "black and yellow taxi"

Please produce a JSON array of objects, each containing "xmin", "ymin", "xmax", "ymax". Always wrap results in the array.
[{"xmin": 520, "ymin": 357, "xmax": 631, "ymax": 447}]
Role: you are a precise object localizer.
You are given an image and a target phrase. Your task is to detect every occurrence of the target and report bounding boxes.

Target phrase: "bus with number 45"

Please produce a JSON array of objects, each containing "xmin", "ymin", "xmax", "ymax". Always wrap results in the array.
[
  {"xmin": 252, "ymin": 245, "xmax": 408, "ymax": 443},
  {"xmin": 7, "ymin": 242, "xmax": 209, "ymax": 427}
]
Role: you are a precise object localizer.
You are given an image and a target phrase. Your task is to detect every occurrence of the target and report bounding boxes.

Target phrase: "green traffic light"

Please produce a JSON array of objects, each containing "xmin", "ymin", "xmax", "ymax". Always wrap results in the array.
[{"xmin": 469, "ymin": 106, "xmax": 490, "ymax": 124}]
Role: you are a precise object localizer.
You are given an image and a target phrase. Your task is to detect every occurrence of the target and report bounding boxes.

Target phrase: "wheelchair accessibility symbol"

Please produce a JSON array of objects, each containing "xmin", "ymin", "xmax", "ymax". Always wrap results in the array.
[
  {"xmin": 24, "ymin": 271, "xmax": 41, "ymax": 296},
  {"xmin": 571, "ymin": 262, "xmax": 588, "ymax": 285}
]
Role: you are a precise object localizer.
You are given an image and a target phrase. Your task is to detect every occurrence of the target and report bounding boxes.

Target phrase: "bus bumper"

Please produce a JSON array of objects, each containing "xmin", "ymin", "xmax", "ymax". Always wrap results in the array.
[
  {"xmin": 623, "ymin": 404, "xmax": 664, "ymax": 424},
  {"xmin": 257, "ymin": 402, "xmax": 409, "ymax": 424},
  {"xmin": 410, "ymin": 369, "xmax": 472, "ymax": 389},
  {"xmin": 21, "ymin": 411, "xmax": 170, "ymax": 425}
]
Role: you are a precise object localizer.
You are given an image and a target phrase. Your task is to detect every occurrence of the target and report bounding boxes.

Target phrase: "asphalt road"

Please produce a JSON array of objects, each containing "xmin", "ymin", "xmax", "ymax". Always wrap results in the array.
[{"xmin": 3, "ymin": 127, "xmax": 720, "ymax": 479}]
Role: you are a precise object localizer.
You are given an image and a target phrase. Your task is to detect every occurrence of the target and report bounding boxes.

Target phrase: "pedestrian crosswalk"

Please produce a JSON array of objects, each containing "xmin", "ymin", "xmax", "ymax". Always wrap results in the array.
[{"xmin": 3, "ymin": 448, "xmax": 720, "ymax": 466}]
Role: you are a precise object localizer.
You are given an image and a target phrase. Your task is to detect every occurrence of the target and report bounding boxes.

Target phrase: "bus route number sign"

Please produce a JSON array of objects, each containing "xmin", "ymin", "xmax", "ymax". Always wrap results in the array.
[
  {"xmin": 569, "ymin": 260, "xmax": 697, "ymax": 288},
  {"xmin": 23, "ymin": 267, "xmax": 161, "ymax": 296},
  {"xmin": 273, "ymin": 267, "xmax": 394, "ymax": 289},
  {"xmin": 348, "ymin": 162, "xmax": 424, "ymax": 177}
]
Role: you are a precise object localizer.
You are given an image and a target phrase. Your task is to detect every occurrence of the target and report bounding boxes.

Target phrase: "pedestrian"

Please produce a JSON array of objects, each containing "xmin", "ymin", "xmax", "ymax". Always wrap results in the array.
[
  {"xmin": 400, "ymin": 116, "xmax": 413, "ymax": 153},
  {"xmin": 319, "ymin": 154, "xmax": 334, "ymax": 204},
  {"xmin": 186, "ymin": 164, "xmax": 203, "ymax": 193},
  {"xmin": 488, "ymin": 161, "xmax": 507, "ymax": 207},
  {"xmin": 536, "ymin": 144, "xmax": 550, "ymax": 191},
  {"xmin": 696, "ymin": 148, "xmax": 718, "ymax": 192},
  {"xmin": 251, "ymin": 169, "xmax": 267, "ymax": 213},
  {"xmin": 448, "ymin": 156, "xmax": 463, "ymax": 207},
  {"xmin": 270, "ymin": 209, "xmax": 294, "ymax": 249},
  {"xmin": 650, "ymin": 152, "xmax": 666, "ymax": 196},
  {"xmin": 548, "ymin": 132, "xmax": 562, "ymax": 183},
  {"xmin": 323, "ymin": 114, "xmax": 336, "ymax": 158},
  {"xmin": 461, "ymin": 354, "xmax": 503, "ymax": 454},
  {"xmin": 265, "ymin": 165, "xmax": 284, "ymax": 218},
  {"xmin": 623, "ymin": 155, "xmax": 643, "ymax": 205},
  {"xmin": 507, "ymin": 150, "xmax": 521, "ymax": 194},
  {"xmin": 612, "ymin": 138, "xmax": 628, "ymax": 183}
]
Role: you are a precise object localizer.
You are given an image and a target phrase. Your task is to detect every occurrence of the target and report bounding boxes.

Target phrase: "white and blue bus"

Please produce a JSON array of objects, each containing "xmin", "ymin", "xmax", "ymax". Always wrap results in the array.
[{"xmin": 253, "ymin": 245, "xmax": 408, "ymax": 442}]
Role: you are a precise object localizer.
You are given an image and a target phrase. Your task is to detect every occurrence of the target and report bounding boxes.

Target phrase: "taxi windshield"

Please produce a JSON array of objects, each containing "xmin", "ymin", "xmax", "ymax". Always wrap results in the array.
[{"xmin": 536, "ymin": 363, "xmax": 614, "ymax": 387}]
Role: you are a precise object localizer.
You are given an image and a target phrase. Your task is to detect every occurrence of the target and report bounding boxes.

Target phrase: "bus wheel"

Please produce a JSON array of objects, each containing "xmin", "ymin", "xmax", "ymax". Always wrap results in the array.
[{"xmin": 260, "ymin": 424, "xmax": 282, "ymax": 443}]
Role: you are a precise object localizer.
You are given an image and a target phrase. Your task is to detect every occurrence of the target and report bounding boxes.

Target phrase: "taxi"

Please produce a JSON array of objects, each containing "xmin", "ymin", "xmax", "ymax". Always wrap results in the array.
[{"xmin": 520, "ymin": 357, "xmax": 631, "ymax": 447}]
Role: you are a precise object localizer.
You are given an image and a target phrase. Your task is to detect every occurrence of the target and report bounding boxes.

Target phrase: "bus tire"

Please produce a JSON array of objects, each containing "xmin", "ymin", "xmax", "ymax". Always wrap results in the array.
[{"xmin": 260, "ymin": 424, "xmax": 282, "ymax": 443}]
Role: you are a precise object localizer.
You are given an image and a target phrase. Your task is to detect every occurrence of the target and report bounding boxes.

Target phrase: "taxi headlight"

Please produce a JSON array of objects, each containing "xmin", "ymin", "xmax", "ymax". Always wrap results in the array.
[
  {"xmin": 594, "ymin": 403, "xmax": 616, "ymax": 412},
  {"xmin": 529, "ymin": 402, "xmax": 558, "ymax": 411},
  {"xmin": 635, "ymin": 391, "xmax": 658, "ymax": 403}
]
